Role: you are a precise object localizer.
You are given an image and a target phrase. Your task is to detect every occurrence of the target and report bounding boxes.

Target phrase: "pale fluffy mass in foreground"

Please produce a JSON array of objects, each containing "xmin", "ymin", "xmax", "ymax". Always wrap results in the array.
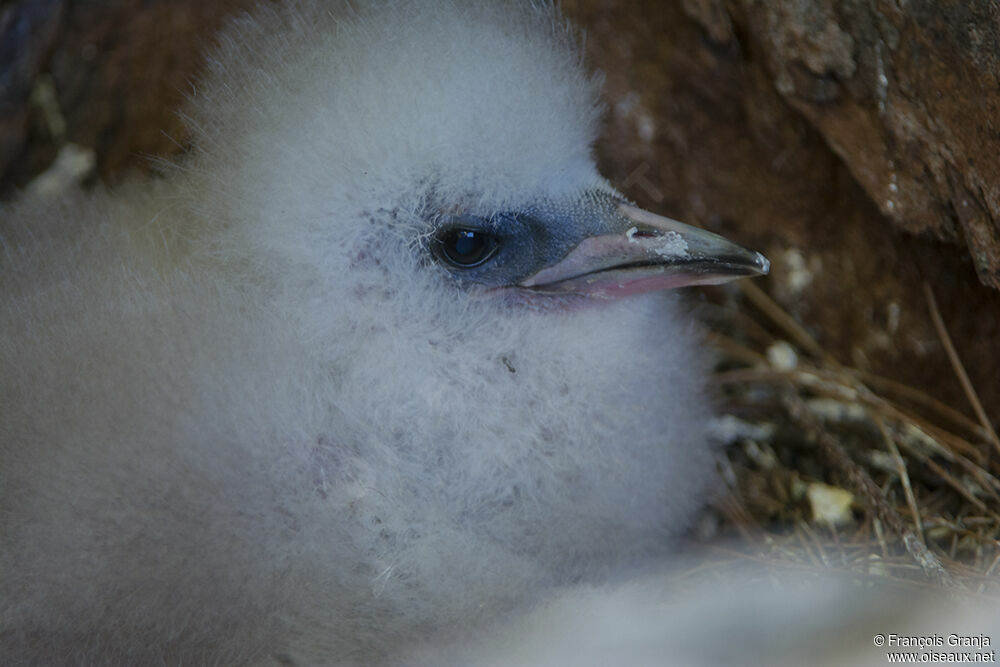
[{"xmin": 5, "ymin": 1, "xmax": 985, "ymax": 666}]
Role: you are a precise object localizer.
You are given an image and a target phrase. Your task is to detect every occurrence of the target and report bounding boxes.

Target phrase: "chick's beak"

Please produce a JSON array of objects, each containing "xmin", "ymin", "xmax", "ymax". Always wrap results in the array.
[{"xmin": 519, "ymin": 200, "xmax": 770, "ymax": 298}]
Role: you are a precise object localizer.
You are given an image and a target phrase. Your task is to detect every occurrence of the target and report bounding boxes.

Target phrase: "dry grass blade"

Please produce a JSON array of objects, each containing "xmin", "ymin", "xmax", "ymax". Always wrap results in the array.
[
  {"xmin": 704, "ymin": 278, "xmax": 1000, "ymax": 593},
  {"xmin": 738, "ymin": 280, "xmax": 828, "ymax": 361},
  {"xmin": 852, "ymin": 369, "xmax": 990, "ymax": 442},
  {"xmin": 875, "ymin": 415, "xmax": 925, "ymax": 545},
  {"xmin": 923, "ymin": 282, "xmax": 1000, "ymax": 458},
  {"xmin": 779, "ymin": 390, "xmax": 954, "ymax": 585}
]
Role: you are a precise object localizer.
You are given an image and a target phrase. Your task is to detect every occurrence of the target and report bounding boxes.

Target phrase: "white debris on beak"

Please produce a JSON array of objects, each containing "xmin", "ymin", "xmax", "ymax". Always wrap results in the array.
[{"xmin": 625, "ymin": 225, "xmax": 688, "ymax": 257}]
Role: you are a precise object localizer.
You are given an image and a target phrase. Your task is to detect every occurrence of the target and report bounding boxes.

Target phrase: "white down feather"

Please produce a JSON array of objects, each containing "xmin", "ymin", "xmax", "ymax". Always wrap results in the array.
[{"xmin": 1, "ymin": 1, "xmax": 721, "ymax": 664}]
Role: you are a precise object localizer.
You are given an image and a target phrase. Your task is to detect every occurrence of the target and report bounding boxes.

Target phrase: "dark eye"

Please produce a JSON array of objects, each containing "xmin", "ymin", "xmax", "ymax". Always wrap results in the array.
[{"xmin": 435, "ymin": 228, "xmax": 500, "ymax": 268}]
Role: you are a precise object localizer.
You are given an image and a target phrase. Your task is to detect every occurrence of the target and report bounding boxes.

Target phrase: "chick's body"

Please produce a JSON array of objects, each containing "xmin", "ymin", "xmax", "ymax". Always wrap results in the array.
[{"xmin": 1, "ymin": 2, "xmax": 719, "ymax": 663}]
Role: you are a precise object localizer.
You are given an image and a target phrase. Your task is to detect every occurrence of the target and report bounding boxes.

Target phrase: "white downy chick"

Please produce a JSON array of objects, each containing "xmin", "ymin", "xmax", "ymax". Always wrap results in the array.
[{"xmin": 0, "ymin": 1, "xmax": 768, "ymax": 664}]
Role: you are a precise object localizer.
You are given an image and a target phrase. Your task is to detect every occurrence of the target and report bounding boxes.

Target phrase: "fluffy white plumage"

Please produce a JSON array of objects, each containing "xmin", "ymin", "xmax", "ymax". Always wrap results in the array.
[{"xmin": 1, "ymin": 1, "xmax": 772, "ymax": 664}]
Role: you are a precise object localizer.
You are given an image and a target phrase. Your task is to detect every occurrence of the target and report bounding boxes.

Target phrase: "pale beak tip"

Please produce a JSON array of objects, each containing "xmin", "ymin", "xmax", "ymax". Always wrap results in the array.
[{"xmin": 753, "ymin": 251, "xmax": 771, "ymax": 276}]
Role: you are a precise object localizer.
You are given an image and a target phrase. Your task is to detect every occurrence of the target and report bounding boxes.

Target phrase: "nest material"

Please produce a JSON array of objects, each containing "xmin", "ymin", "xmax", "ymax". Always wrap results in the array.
[{"xmin": 704, "ymin": 279, "xmax": 1000, "ymax": 596}]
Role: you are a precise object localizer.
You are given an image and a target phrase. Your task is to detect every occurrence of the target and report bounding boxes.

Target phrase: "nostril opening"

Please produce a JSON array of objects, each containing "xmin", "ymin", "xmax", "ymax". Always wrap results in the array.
[{"xmin": 625, "ymin": 226, "xmax": 660, "ymax": 240}]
